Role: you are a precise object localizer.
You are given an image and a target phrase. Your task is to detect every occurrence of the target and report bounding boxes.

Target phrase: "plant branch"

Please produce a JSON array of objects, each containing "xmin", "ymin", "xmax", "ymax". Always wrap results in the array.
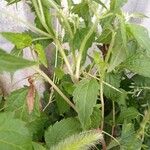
[{"xmin": 33, "ymin": 67, "xmax": 77, "ymax": 111}]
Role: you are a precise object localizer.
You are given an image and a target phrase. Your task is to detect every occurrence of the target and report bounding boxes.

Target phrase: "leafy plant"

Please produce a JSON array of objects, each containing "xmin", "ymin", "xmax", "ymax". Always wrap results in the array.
[{"xmin": 0, "ymin": 0, "xmax": 150, "ymax": 149}]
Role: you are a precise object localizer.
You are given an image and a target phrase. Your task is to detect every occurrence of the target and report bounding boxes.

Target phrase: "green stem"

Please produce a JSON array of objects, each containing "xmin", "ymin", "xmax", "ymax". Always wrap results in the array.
[
  {"xmin": 54, "ymin": 39, "xmax": 73, "ymax": 76},
  {"xmin": 34, "ymin": 67, "xmax": 77, "ymax": 111},
  {"xmin": 100, "ymin": 81, "xmax": 104, "ymax": 130},
  {"xmin": 75, "ymin": 19, "xmax": 98, "ymax": 80},
  {"xmin": 47, "ymin": 0, "xmax": 74, "ymax": 39}
]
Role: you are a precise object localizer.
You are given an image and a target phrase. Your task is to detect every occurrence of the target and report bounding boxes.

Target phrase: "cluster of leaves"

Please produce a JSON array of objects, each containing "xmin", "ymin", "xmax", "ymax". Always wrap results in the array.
[{"xmin": 1, "ymin": 0, "xmax": 150, "ymax": 149}]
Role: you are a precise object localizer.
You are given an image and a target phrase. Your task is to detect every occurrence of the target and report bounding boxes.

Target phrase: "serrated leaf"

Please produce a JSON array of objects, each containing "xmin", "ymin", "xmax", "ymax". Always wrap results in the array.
[
  {"xmin": 104, "ymin": 72, "xmax": 122, "ymax": 101},
  {"xmin": 117, "ymin": 107, "xmax": 139, "ymax": 123},
  {"xmin": 34, "ymin": 44, "xmax": 48, "ymax": 67},
  {"xmin": 90, "ymin": 106, "xmax": 101, "ymax": 129},
  {"xmin": 121, "ymin": 52, "xmax": 150, "ymax": 78},
  {"xmin": 0, "ymin": 49, "xmax": 36, "ymax": 72},
  {"xmin": 73, "ymin": 79, "xmax": 99, "ymax": 129},
  {"xmin": 45, "ymin": 118, "xmax": 82, "ymax": 148},
  {"xmin": 5, "ymin": 87, "xmax": 41, "ymax": 122},
  {"xmin": 1, "ymin": 32, "xmax": 32, "ymax": 49},
  {"xmin": 126, "ymin": 24, "xmax": 150, "ymax": 55},
  {"xmin": 0, "ymin": 112, "xmax": 32, "ymax": 150},
  {"xmin": 120, "ymin": 123, "xmax": 142, "ymax": 150}
]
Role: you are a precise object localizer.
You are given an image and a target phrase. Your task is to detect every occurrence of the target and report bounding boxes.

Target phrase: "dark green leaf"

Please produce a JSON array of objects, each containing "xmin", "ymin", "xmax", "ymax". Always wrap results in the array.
[
  {"xmin": 45, "ymin": 118, "xmax": 82, "ymax": 148},
  {"xmin": 93, "ymin": 0, "xmax": 107, "ymax": 9},
  {"xmin": 0, "ymin": 49, "xmax": 36, "ymax": 72},
  {"xmin": 73, "ymin": 79, "xmax": 99, "ymax": 129}
]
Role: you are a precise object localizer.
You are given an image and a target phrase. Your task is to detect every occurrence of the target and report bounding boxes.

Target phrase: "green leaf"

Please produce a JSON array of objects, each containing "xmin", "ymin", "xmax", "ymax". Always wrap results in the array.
[
  {"xmin": 5, "ymin": 87, "xmax": 41, "ymax": 122},
  {"xmin": 0, "ymin": 112, "xmax": 32, "ymax": 150},
  {"xmin": 5, "ymin": 0, "xmax": 21, "ymax": 5},
  {"xmin": 50, "ymin": 130, "xmax": 103, "ymax": 150},
  {"xmin": 72, "ymin": 2, "xmax": 90, "ymax": 25},
  {"xmin": 73, "ymin": 28, "xmax": 95, "ymax": 63},
  {"xmin": 117, "ymin": 107, "xmax": 139, "ymax": 123},
  {"xmin": 104, "ymin": 72, "xmax": 122, "ymax": 101},
  {"xmin": 55, "ymin": 90, "xmax": 70, "ymax": 114},
  {"xmin": 0, "ymin": 49, "xmax": 36, "ymax": 72},
  {"xmin": 32, "ymin": 142, "xmax": 46, "ymax": 150},
  {"xmin": 34, "ymin": 44, "xmax": 48, "ymax": 67},
  {"xmin": 120, "ymin": 123, "xmax": 142, "ymax": 150},
  {"xmin": 121, "ymin": 52, "xmax": 150, "ymax": 78},
  {"xmin": 54, "ymin": 68, "xmax": 65, "ymax": 80},
  {"xmin": 93, "ymin": 0, "xmax": 107, "ymax": 9},
  {"xmin": 73, "ymin": 79, "xmax": 99, "ymax": 129},
  {"xmin": 90, "ymin": 106, "xmax": 101, "ymax": 129},
  {"xmin": 126, "ymin": 24, "xmax": 150, "ymax": 55},
  {"xmin": 107, "ymin": 30, "xmax": 126, "ymax": 72},
  {"xmin": 1, "ymin": 32, "xmax": 32, "ymax": 49},
  {"xmin": 45, "ymin": 118, "xmax": 82, "ymax": 148},
  {"xmin": 110, "ymin": 0, "xmax": 127, "ymax": 12}
]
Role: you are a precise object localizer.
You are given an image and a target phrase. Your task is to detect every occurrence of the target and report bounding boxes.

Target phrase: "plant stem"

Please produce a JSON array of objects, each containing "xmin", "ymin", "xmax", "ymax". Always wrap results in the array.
[
  {"xmin": 100, "ymin": 81, "xmax": 104, "ymax": 130},
  {"xmin": 54, "ymin": 39, "xmax": 73, "ymax": 76},
  {"xmin": 112, "ymin": 101, "xmax": 115, "ymax": 136},
  {"xmin": 75, "ymin": 19, "xmax": 98, "ymax": 80},
  {"xmin": 47, "ymin": 0, "xmax": 74, "ymax": 39},
  {"xmin": 33, "ymin": 67, "xmax": 77, "ymax": 111}
]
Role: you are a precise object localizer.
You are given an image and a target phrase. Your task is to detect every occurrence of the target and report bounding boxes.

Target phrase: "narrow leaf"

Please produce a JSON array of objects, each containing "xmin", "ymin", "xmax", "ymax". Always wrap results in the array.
[{"xmin": 0, "ymin": 49, "xmax": 36, "ymax": 72}]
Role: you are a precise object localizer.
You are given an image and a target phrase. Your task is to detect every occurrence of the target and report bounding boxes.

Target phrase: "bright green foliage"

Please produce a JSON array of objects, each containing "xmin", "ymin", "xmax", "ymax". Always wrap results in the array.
[
  {"xmin": 122, "ymin": 52, "xmax": 150, "ymax": 78},
  {"xmin": 34, "ymin": 44, "xmax": 48, "ymax": 67},
  {"xmin": 1, "ymin": 32, "xmax": 32, "ymax": 49},
  {"xmin": 73, "ymin": 79, "xmax": 99, "ymax": 129},
  {"xmin": 2, "ymin": 0, "xmax": 150, "ymax": 149},
  {"xmin": 45, "ymin": 118, "xmax": 82, "ymax": 148},
  {"xmin": 0, "ymin": 49, "xmax": 36, "ymax": 72},
  {"xmin": 127, "ymin": 24, "xmax": 150, "ymax": 55},
  {"xmin": 50, "ymin": 130, "xmax": 103, "ymax": 150},
  {"xmin": 0, "ymin": 112, "xmax": 33, "ymax": 150}
]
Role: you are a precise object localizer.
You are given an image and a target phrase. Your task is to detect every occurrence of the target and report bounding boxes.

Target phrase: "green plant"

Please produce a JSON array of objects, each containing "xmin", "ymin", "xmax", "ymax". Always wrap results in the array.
[{"xmin": 0, "ymin": 0, "xmax": 150, "ymax": 149}]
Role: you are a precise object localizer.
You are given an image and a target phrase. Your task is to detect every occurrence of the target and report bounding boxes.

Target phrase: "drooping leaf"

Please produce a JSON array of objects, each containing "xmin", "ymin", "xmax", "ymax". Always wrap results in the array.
[
  {"xmin": 121, "ymin": 52, "xmax": 150, "ymax": 78},
  {"xmin": 127, "ymin": 24, "xmax": 150, "ymax": 55},
  {"xmin": 0, "ymin": 49, "xmax": 36, "ymax": 72},
  {"xmin": 5, "ymin": 0, "xmax": 21, "ymax": 5},
  {"xmin": 50, "ymin": 130, "xmax": 103, "ymax": 150},
  {"xmin": 34, "ymin": 44, "xmax": 48, "ymax": 67},
  {"xmin": 1, "ymin": 32, "xmax": 32, "ymax": 49},
  {"xmin": 0, "ymin": 112, "xmax": 32, "ymax": 150},
  {"xmin": 73, "ymin": 79, "xmax": 99, "ymax": 129},
  {"xmin": 45, "ymin": 118, "xmax": 82, "ymax": 148}
]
